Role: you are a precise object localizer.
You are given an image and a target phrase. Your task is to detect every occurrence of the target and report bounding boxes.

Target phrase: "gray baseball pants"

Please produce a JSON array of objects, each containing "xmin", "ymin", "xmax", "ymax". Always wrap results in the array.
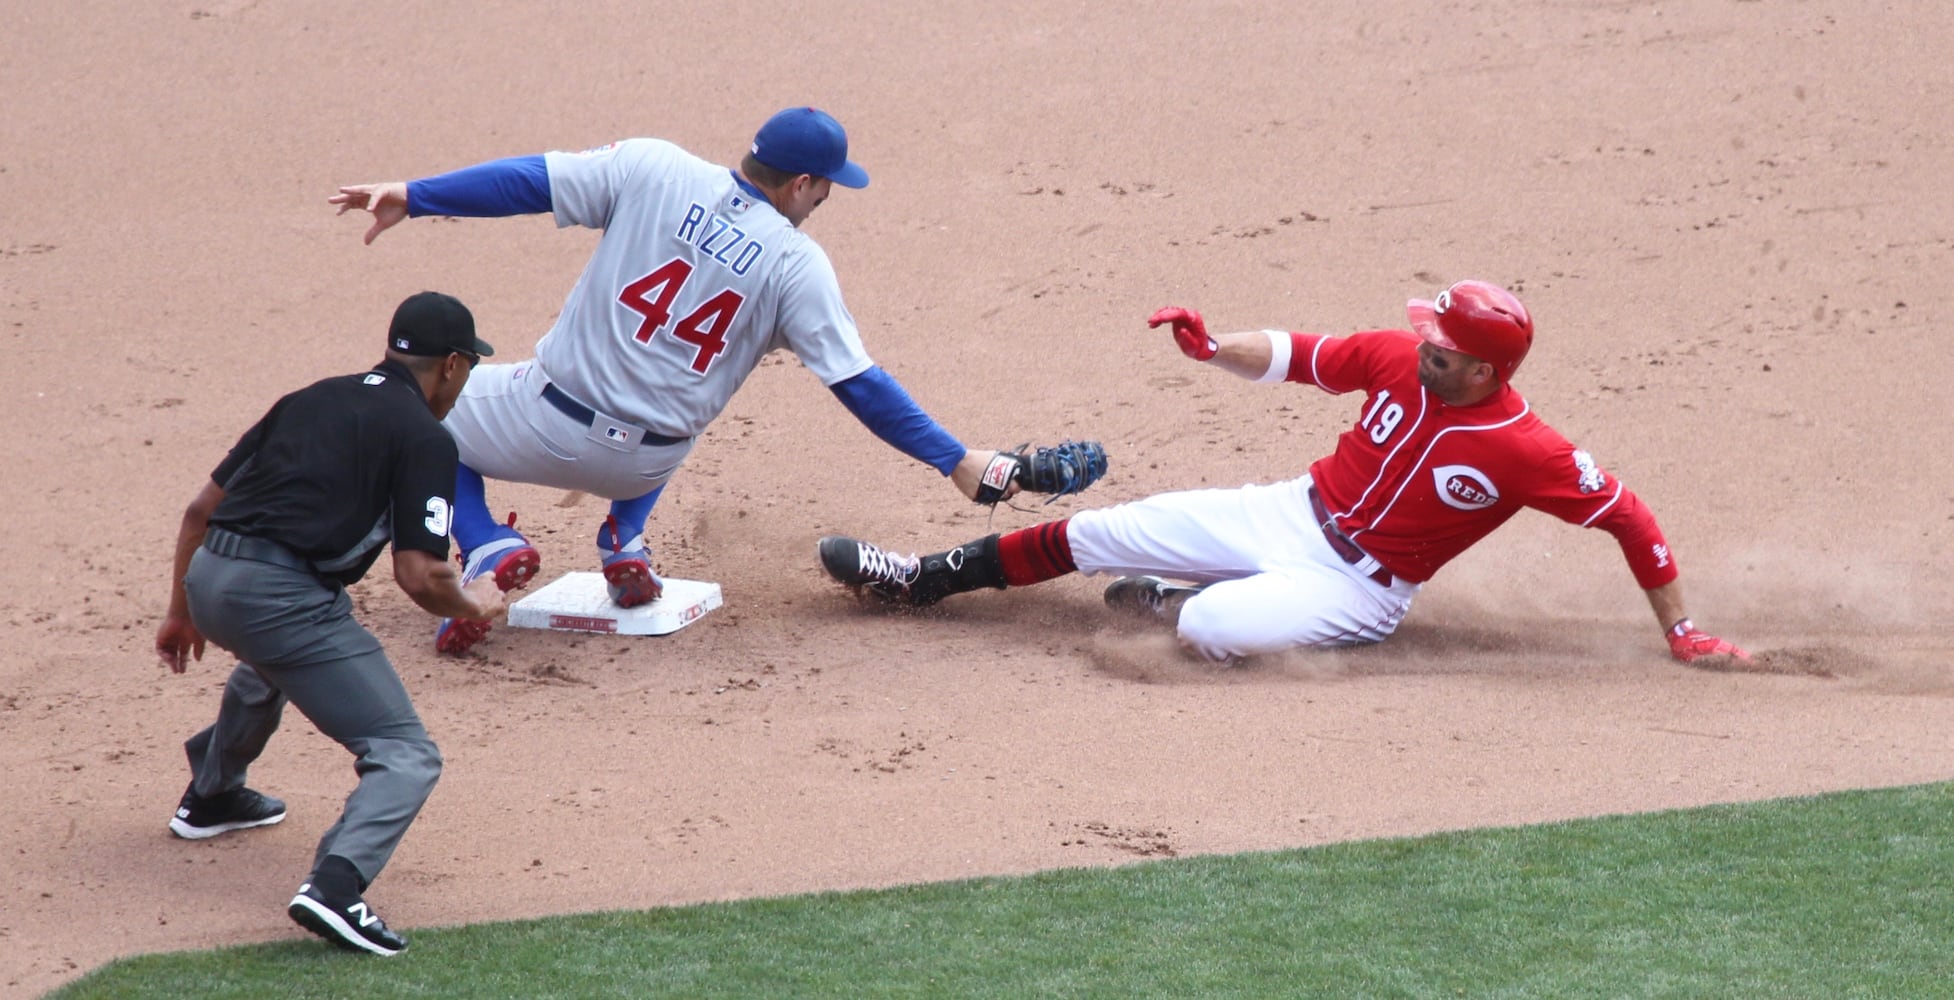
[{"xmin": 181, "ymin": 546, "xmax": 442, "ymax": 888}]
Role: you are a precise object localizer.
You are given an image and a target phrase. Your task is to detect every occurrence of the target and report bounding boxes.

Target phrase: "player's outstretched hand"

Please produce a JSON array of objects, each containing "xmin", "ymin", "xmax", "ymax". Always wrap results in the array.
[
  {"xmin": 329, "ymin": 181, "xmax": 410, "ymax": 245},
  {"xmin": 1147, "ymin": 306, "xmax": 1218, "ymax": 361},
  {"xmin": 1666, "ymin": 618, "xmax": 1749, "ymax": 664}
]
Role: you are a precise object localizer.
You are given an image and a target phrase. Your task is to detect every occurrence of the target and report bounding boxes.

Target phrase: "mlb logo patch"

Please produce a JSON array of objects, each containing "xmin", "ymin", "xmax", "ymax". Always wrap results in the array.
[
  {"xmin": 394, "ymin": 338, "xmax": 410, "ymax": 350},
  {"xmin": 605, "ymin": 426, "xmax": 629, "ymax": 443},
  {"xmin": 363, "ymin": 374, "xmax": 386, "ymax": 385}
]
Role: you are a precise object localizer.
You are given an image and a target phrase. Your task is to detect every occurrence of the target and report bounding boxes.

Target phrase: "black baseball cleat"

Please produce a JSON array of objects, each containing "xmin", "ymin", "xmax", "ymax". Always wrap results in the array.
[
  {"xmin": 819, "ymin": 536, "xmax": 924, "ymax": 603},
  {"xmin": 1103, "ymin": 576, "xmax": 1205, "ymax": 620},
  {"xmin": 818, "ymin": 535, "xmax": 1006, "ymax": 608},
  {"xmin": 168, "ymin": 784, "xmax": 287, "ymax": 840},
  {"xmin": 288, "ymin": 882, "xmax": 408, "ymax": 956}
]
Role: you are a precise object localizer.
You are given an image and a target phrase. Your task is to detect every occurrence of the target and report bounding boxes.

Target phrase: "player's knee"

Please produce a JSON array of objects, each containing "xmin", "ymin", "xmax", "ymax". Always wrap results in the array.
[{"xmin": 1174, "ymin": 599, "xmax": 1248, "ymax": 662}]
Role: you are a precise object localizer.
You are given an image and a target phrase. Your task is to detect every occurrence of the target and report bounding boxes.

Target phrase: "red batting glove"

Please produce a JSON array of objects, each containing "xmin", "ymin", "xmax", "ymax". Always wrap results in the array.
[
  {"xmin": 1666, "ymin": 618, "xmax": 1749, "ymax": 664},
  {"xmin": 1147, "ymin": 306, "xmax": 1218, "ymax": 361}
]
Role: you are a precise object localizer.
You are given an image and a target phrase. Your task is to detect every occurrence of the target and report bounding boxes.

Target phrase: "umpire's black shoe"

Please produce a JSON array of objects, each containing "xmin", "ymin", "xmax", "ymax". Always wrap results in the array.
[
  {"xmin": 288, "ymin": 882, "xmax": 408, "ymax": 956},
  {"xmin": 1103, "ymin": 576, "xmax": 1204, "ymax": 620},
  {"xmin": 168, "ymin": 784, "xmax": 287, "ymax": 840}
]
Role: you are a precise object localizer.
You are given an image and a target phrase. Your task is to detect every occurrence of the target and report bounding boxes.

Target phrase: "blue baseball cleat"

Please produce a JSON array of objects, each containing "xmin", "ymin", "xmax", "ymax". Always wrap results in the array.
[
  {"xmin": 598, "ymin": 514, "xmax": 662, "ymax": 608},
  {"xmin": 436, "ymin": 515, "xmax": 538, "ymax": 654}
]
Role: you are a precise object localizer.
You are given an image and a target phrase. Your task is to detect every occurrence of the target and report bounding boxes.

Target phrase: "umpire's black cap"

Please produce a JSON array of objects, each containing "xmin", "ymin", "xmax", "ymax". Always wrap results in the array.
[{"xmin": 387, "ymin": 291, "xmax": 494, "ymax": 360}]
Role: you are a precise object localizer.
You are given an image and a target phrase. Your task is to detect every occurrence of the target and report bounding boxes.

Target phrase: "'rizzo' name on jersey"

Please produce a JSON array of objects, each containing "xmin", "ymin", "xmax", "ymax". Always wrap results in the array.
[{"xmin": 675, "ymin": 202, "xmax": 764, "ymax": 276}]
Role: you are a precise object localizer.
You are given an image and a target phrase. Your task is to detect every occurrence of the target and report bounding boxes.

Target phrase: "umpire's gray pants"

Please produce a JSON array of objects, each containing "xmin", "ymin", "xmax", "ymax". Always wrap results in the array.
[{"xmin": 181, "ymin": 547, "xmax": 441, "ymax": 889}]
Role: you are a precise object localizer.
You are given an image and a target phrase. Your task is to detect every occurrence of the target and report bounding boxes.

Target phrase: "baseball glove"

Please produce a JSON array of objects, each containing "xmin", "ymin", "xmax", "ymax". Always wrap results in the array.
[{"xmin": 974, "ymin": 440, "xmax": 1109, "ymax": 505}]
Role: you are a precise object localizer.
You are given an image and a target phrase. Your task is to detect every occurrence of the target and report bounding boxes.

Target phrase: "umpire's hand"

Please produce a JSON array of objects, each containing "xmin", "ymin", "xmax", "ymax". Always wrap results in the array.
[{"xmin": 156, "ymin": 613, "xmax": 206, "ymax": 674}]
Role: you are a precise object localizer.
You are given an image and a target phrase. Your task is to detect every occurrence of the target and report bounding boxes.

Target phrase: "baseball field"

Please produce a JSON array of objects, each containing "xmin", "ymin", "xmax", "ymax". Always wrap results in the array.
[{"xmin": 7, "ymin": 0, "xmax": 1954, "ymax": 996}]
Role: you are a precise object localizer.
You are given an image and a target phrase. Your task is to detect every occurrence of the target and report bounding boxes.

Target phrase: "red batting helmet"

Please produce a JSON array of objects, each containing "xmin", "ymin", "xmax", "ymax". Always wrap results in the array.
[{"xmin": 1407, "ymin": 280, "xmax": 1534, "ymax": 381}]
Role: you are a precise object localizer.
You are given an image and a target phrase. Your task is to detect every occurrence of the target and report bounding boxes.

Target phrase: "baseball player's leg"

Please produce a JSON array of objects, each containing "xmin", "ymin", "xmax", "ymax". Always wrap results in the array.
[
  {"xmin": 1174, "ymin": 565, "xmax": 1414, "ymax": 661},
  {"xmin": 450, "ymin": 463, "xmax": 508, "ymax": 556},
  {"xmin": 1076, "ymin": 474, "xmax": 1421, "ymax": 658},
  {"xmin": 440, "ymin": 364, "xmax": 543, "ymax": 594},
  {"xmin": 1066, "ymin": 482, "xmax": 1294, "ymax": 583},
  {"xmin": 820, "ymin": 483, "xmax": 1287, "ymax": 606},
  {"xmin": 819, "ymin": 525, "xmax": 1036, "ymax": 606},
  {"xmin": 442, "ymin": 361, "xmax": 689, "ymax": 622},
  {"xmin": 597, "ymin": 485, "xmax": 664, "ymax": 607},
  {"xmin": 434, "ymin": 462, "xmax": 540, "ymax": 654}
]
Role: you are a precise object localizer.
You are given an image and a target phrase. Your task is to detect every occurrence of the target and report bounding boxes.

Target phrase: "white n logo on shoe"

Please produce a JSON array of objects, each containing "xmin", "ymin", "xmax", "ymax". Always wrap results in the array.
[{"xmin": 347, "ymin": 901, "xmax": 380, "ymax": 928}]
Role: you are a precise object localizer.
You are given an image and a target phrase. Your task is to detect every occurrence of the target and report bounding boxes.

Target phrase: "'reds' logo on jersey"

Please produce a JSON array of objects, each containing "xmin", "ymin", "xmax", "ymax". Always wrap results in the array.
[{"xmin": 1432, "ymin": 464, "xmax": 1500, "ymax": 511}]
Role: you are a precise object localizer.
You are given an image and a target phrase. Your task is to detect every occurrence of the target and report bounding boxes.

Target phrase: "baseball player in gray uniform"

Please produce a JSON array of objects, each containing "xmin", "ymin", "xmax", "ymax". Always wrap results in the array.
[{"xmin": 331, "ymin": 107, "xmax": 1015, "ymax": 653}]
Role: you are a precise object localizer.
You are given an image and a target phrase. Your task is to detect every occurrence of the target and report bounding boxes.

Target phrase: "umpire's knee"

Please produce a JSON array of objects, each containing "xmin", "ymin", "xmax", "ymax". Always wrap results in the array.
[{"xmin": 363, "ymin": 736, "xmax": 443, "ymax": 794}]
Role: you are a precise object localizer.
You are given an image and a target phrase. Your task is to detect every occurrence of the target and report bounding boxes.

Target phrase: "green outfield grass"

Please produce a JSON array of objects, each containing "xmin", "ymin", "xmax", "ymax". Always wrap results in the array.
[{"xmin": 52, "ymin": 782, "xmax": 1954, "ymax": 999}]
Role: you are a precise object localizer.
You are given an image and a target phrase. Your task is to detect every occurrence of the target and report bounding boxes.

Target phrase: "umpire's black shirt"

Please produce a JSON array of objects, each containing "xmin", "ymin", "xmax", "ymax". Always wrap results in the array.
[{"xmin": 208, "ymin": 359, "xmax": 457, "ymax": 587}]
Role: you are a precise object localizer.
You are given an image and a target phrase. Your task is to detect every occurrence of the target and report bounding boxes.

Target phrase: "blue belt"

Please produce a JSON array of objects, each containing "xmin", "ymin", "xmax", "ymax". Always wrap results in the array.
[{"xmin": 541, "ymin": 382, "xmax": 689, "ymax": 447}]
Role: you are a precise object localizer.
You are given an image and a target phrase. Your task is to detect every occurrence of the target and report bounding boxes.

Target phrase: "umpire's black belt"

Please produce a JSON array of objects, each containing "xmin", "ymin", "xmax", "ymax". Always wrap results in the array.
[
  {"xmin": 541, "ymin": 382, "xmax": 690, "ymax": 447},
  {"xmin": 202, "ymin": 527, "xmax": 317, "ymax": 574},
  {"xmin": 1306, "ymin": 486, "xmax": 1394, "ymax": 588}
]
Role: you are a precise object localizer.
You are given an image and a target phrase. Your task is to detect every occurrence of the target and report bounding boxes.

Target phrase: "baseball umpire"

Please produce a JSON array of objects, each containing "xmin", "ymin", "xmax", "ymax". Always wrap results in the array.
[
  {"xmin": 819, "ymin": 280, "xmax": 1749, "ymax": 665},
  {"xmin": 330, "ymin": 107, "xmax": 1043, "ymax": 654},
  {"xmin": 153, "ymin": 291, "xmax": 506, "ymax": 956}
]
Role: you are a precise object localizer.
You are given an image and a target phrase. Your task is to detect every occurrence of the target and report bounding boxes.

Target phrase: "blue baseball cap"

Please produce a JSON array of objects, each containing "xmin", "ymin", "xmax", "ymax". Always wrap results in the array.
[{"xmin": 750, "ymin": 107, "xmax": 869, "ymax": 189}]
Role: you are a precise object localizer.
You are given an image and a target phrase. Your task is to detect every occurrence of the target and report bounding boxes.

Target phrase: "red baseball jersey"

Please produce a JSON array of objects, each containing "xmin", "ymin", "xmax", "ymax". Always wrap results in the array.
[{"xmin": 1287, "ymin": 328, "xmax": 1678, "ymax": 588}]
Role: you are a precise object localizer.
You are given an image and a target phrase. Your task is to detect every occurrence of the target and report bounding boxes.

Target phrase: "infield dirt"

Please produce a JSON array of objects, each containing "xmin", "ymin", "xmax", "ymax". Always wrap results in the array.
[{"xmin": 6, "ymin": 2, "xmax": 1954, "ymax": 995}]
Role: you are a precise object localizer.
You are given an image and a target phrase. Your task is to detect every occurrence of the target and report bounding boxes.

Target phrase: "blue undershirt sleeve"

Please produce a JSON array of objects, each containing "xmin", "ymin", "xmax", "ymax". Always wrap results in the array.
[
  {"xmin": 407, "ymin": 155, "xmax": 552, "ymax": 218},
  {"xmin": 830, "ymin": 366, "xmax": 967, "ymax": 475}
]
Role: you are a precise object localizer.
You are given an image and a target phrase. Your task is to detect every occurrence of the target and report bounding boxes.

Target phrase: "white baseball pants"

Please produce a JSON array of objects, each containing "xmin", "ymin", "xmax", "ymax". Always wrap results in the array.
[{"xmin": 1067, "ymin": 474, "xmax": 1420, "ymax": 660}]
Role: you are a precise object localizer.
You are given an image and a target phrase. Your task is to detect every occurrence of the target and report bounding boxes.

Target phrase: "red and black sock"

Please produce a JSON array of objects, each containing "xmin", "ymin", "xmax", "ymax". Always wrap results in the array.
[{"xmin": 996, "ymin": 519, "xmax": 1076, "ymax": 587}]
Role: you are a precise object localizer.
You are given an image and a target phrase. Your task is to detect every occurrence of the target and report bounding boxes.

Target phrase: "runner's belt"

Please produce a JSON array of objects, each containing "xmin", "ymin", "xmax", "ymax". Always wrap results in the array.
[
  {"xmin": 1306, "ymin": 486, "xmax": 1393, "ymax": 588},
  {"xmin": 541, "ymin": 382, "xmax": 690, "ymax": 447}
]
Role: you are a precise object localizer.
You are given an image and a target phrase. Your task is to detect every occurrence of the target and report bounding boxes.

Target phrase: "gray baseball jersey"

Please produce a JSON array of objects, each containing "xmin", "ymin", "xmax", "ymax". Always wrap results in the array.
[{"xmin": 536, "ymin": 139, "xmax": 874, "ymax": 437}]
